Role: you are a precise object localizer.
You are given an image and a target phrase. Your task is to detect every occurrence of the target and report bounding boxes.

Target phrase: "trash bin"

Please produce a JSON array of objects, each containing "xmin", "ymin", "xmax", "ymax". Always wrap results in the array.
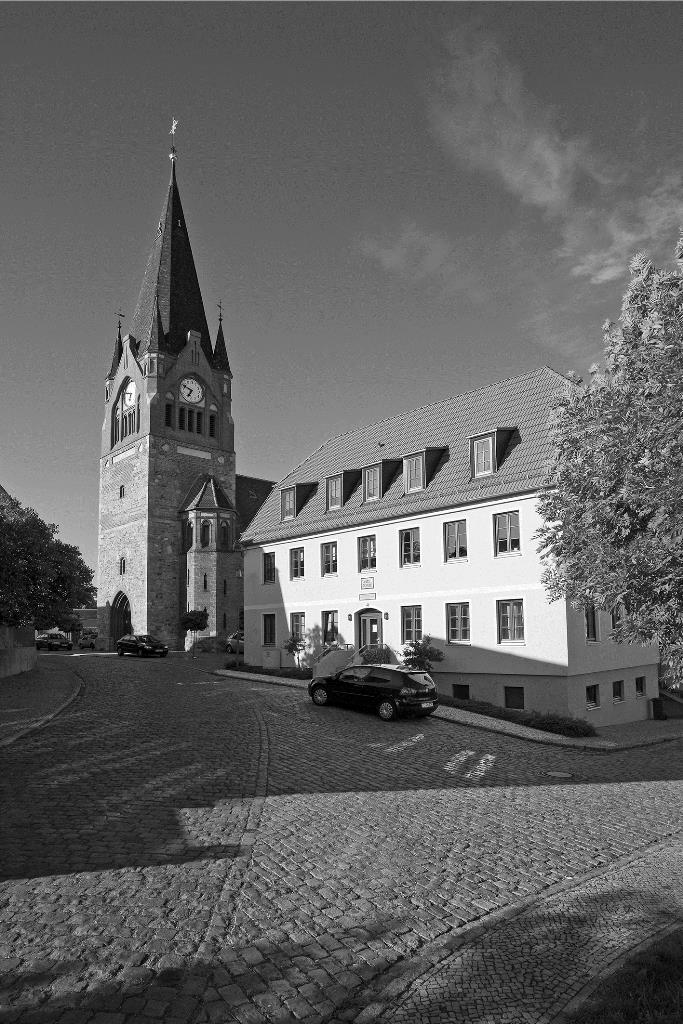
[{"xmin": 651, "ymin": 697, "xmax": 667, "ymax": 720}]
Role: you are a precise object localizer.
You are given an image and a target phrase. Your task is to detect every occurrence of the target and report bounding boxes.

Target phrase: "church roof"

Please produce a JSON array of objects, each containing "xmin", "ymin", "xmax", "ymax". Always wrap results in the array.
[
  {"xmin": 129, "ymin": 161, "xmax": 215, "ymax": 365},
  {"xmin": 212, "ymin": 319, "xmax": 232, "ymax": 375},
  {"xmin": 241, "ymin": 366, "xmax": 574, "ymax": 545},
  {"xmin": 235, "ymin": 474, "xmax": 275, "ymax": 532},
  {"xmin": 181, "ymin": 475, "xmax": 235, "ymax": 513},
  {"xmin": 106, "ymin": 324, "xmax": 124, "ymax": 380}
]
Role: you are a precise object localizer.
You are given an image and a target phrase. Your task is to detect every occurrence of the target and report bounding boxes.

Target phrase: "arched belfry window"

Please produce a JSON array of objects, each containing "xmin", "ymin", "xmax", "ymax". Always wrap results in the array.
[
  {"xmin": 203, "ymin": 573, "xmax": 208, "ymax": 590},
  {"xmin": 201, "ymin": 521, "xmax": 211, "ymax": 547},
  {"xmin": 111, "ymin": 379, "xmax": 139, "ymax": 448},
  {"xmin": 220, "ymin": 521, "xmax": 229, "ymax": 548},
  {"xmin": 185, "ymin": 521, "xmax": 194, "ymax": 550}
]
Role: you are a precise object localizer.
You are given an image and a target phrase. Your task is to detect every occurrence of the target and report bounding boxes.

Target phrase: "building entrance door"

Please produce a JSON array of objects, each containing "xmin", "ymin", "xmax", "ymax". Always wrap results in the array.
[
  {"xmin": 359, "ymin": 612, "xmax": 382, "ymax": 650},
  {"xmin": 111, "ymin": 592, "xmax": 132, "ymax": 642}
]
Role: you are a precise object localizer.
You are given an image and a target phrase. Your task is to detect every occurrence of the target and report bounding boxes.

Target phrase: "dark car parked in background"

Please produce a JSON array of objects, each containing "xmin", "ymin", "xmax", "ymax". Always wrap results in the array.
[
  {"xmin": 308, "ymin": 663, "xmax": 439, "ymax": 721},
  {"xmin": 36, "ymin": 632, "xmax": 73, "ymax": 651},
  {"xmin": 116, "ymin": 634, "xmax": 168, "ymax": 658}
]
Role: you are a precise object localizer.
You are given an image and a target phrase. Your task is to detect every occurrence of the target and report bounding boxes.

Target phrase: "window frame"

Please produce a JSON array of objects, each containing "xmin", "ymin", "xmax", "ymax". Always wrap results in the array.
[
  {"xmin": 473, "ymin": 435, "xmax": 494, "ymax": 477},
  {"xmin": 504, "ymin": 685, "xmax": 525, "ymax": 710},
  {"xmin": 320, "ymin": 541, "xmax": 338, "ymax": 576},
  {"xmin": 586, "ymin": 683, "xmax": 600, "ymax": 709},
  {"xmin": 585, "ymin": 604, "xmax": 599, "ymax": 642},
  {"xmin": 363, "ymin": 464, "xmax": 381, "ymax": 502},
  {"xmin": 322, "ymin": 610, "xmax": 339, "ymax": 645},
  {"xmin": 358, "ymin": 534, "xmax": 377, "ymax": 572},
  {"xmin": 497, "ymin": 598, "xmax": 525, "ymax": 643},
  {"xmin": 399, "ymin": 527, "xmax": 421, "ymax": 567},
  {"xmin": 281, "ymin": 487, "xmax": 296, "ymax": 521},
  {"xmin": 262, "ymin": 613, "xmax": 276, "ymax": 647},
  {"xmin": 404, "ymin": 452, "xmax": 425, "ymax": 493},
  {"xmin": 326, "ymin": 475, "xmax": 342, "ymax": 511},
  {"xmin": 635, "ymin": 675, "xmax": 646, "ymax": 697},
  {"xmin": 493, "ymin": 510, "xmax": 521, "ymax": 556},
  {"xmin": 452, "ymin": 683, "xmax": 470, "ymax": 701},
  {"xmin": 612, "ymin": 679, "xmax": 624, "ymax": 703},
  {"xmin": 401, "ymin": 605, "xmax": 423, "ymax": 644},
  {"xmin": 262, "ymin": 552, "xmax": 276, "ymax": 584},
  {"xmin": 446, "ymin": 602, "xmax": 470, "ymax": 643},
  {"xmin": 444, "ymin": 519, "xmax": 468, "ymax": 561},
  {"xmin": 290, "ymin": 547, "xmax": 305, "ymax": 579},
  {"xmin": 290, "ymin": 612, "xmax": 305, "ymax": 640}
]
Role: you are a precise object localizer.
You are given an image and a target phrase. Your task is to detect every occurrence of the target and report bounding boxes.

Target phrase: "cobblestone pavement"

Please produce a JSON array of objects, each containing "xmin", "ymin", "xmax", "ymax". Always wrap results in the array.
[
  {"xmin": 0, "ymin": 663, "xmax": 79, "ymax": 745},
  {"xmin": 1, "ymin": 657, "xmax": 682, "ymax": 1024}
]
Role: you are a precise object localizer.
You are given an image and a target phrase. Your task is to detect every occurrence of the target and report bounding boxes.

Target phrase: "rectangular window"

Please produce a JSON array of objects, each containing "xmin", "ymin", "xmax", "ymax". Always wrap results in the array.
[
  {"xmin": 504, "ymin": 686, "xmax": 525, "ymax": 710},
  {"xmin": 281, "ymin": 488, "xmax": 296, "ymax": 521},
  {"xmin": 586, "ymin": 683, "xmax": 600, "ymax": 709},
  {"xmin": 404, "ymin": 453, "xmax": 425, "ymax": 492},
  {"xmin": 290, "ymin": 612, "xmax": 305, "ymax": 640},
  {"xmin": 262, "ymin": 552, "xmax": 275, "ymax": 584},
  {"xmin": 321, "ymin": 542, "xmax": 337, "ymax": 575},
  {"xmin": 363, "ymin": 465, "xmax": 380, "ymax": 501},
  {"xmin": 447, "ymin": 602, "xmax": 470, "ymax": 643},
  {"xmin": 494, "ymin": 511, "xmax": 521, "ymax": 555},
  {"xmin": 401, "ymin": 605, "xmax": 422, "ymax": 643},
  {"xmin": 452, "ymin": 684, "xmax": 470, "ymax": 701},
  {"xmin": 400, "ymin": 527, "xmax": 420, "ymax": 566},
  {"xmin": 585, "ymin": 604, "xmax": 598, "ymax": 641},
  {"xmin": 444, "ymin": 520, "xmax": 467, "ymax": 560},
  {"xmin": 326, "ymin": 476, "xmax": 342, "ymax": 510},
  {"xmin": 322, "ymin": 610, "xmax": 338, "ymax": 645},
  {"xmin": 612, "ymin": 679, "xmax": 624, "ymax": 702},
  {"xmin": 290, "ymin": 547, "xmax": 305, "ymax": 579},
  {"xmin": 165, "ymin": 403, "xmax": 174, "ymax": 427},
  {"xmin": 497, "ymin": 599, "xmax": 524, "ymax": 642},
  {"xmin": 187, "ymin": 409, "xmax": 195, "ymax": 432},
  {"xmin": 209, "ymin": 414, "xmax": 216, "ymax": 438},
  {"xmin": 196, "ymin": 411, "xmax": 203, "ymax": 434},
  {"xmin": 611, "ymin": 604, "xmax": 623, "ymax": 630},
  {"xmin": 473, "ymin": 436, "xmax": 493, "ymax": 477},
  {"xmin": 263, "ymin": 614, "xmax": 276, "ymax": 647},
  {"xmin": 178, "ymin": 407, "xmax": 186, "ymax": 431},
  {"xmin": 358, "ymin": 535, "xmax": 377, "ymax": 571},
  {"xmin": 635, "ymin": 676, "xmax": 646, "ymax": 697}
]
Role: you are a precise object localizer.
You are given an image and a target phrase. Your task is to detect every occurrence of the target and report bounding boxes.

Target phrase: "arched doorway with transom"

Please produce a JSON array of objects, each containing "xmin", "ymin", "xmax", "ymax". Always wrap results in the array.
[{"xmin": 111, "ymin": 592, "xmax": 132, "ymax": 643}]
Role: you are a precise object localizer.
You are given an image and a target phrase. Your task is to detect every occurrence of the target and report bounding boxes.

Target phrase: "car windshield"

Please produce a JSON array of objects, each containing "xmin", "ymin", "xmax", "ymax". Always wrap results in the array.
[{"xmin": 137, "ymin": 635, "xmax": 159, "ymax": 643}]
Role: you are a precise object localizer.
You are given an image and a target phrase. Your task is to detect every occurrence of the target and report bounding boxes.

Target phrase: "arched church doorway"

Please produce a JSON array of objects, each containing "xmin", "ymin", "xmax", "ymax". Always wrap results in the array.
[{"xmin": 111, "ymin": 592, "xmax": 132, "ymax": 641}]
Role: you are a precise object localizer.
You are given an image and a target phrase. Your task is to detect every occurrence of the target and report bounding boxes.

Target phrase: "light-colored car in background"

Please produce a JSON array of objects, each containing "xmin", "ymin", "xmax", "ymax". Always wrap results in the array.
[
  {"xmin": 225, "ymin": 630, "xmax": 244, "ymax": 654},
  {"xmin": 78, "ymin": 631, "xmax": 98, "ymax": 650}
]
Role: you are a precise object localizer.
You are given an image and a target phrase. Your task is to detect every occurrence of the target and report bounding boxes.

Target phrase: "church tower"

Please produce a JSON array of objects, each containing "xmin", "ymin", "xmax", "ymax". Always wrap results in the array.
[{"xmin": 97, "ymin": 141, "xmax": 244, "ymax": 649}]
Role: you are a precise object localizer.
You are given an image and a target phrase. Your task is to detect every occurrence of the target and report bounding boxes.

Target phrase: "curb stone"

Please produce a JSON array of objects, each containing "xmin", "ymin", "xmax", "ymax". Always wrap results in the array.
[
  {"xmin": 213, "ymin": 669, "xmax": 680, "ymax": 752},
  {"xmin": 0, "ymin": 671, "xmax": 83, "ymax": 749}
]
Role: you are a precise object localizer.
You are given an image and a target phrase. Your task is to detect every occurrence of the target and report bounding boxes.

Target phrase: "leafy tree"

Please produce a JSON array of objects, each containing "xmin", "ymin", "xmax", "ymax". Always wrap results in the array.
[
  {"xmin": 283, "ymin": 632, "xmax": 306, "ymax": 668},
  {"xmin": 401, "ymin": 635, "xmax": 445, "ymax": 672},
  {"xmin": 0, "ymin": 494, "xmax": 95, "ymax": 629},
  {"xmin": 181, "ymin": 608, "xmax": 209, "ymax": 658},
  {"xmin": 537, "ymin": 241, "xmax": 683, "ymax": 678}
]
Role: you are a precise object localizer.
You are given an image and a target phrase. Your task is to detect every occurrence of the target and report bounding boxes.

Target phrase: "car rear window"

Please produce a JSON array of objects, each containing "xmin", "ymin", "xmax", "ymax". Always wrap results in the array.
[{"xmin": 407, "ymin": 673, "xmax": 434, "ymax": 686}]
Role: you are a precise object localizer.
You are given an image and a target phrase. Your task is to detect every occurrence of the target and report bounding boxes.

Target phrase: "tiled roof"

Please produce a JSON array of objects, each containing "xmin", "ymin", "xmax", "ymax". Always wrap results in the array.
[
  {"xmin": 241, "ymin": 366, "xmax": 572, "ymax": 545},
  {"xmin": 236, "ymin": 475, "xmax": 275, "ymax": 532},
  {"xmin": 181, "ymin": 475, "xmax": 235, "ymax": 513},
  {"xmin": 129, "ymin": 163, "xmax": 215, "ymax": 366}
]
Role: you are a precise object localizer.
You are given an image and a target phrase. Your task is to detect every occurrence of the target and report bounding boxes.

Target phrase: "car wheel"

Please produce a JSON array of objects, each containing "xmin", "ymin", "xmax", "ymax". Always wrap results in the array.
[
  {"xmin": 311, "ymin": 685, "xmax": 329, "ymax": 706},
  {"xmin": 378, "ymin": 700, "xmax": 398, "ymax": 722},
  {"xmin": 137, "ymin": 648, "xmax": 146, "ymax": 657},
  {"xmin": 117, "ymin": 647, "xmax": 124, "ymax": 657}
]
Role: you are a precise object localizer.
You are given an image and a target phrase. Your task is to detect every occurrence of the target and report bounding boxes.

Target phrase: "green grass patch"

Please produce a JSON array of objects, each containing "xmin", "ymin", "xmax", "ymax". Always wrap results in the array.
[
  {"xmin": 565, "ymin": 927, "xmax": 683, "ymax": 1023},
  {"xmin": 438, "ymin": 694, "xmax": 596, "ymax": 737}
]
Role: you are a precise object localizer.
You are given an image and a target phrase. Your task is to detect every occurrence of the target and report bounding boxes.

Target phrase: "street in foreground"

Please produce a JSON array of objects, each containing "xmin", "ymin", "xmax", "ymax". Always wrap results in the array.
[{"xmin": 1, "ymin": 655, "xmax": 682, "ymax": 1023}]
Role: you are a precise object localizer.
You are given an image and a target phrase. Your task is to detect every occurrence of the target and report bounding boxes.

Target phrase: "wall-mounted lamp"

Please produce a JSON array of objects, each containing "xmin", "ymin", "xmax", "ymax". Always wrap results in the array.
[
  {"xmin": 347, "ymin": 614, "xmax": 353, "ymax": 621},
  {"xmin": 383, "ymin": 612, "xmax": 389, "ymax": 620}
]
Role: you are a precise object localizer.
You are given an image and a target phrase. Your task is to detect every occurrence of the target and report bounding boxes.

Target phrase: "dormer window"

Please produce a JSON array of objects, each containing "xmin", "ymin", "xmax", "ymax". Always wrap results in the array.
[
  {"xmin": 281, "ymin": 487, "xmax": 296, "ymax": 521},
  {"xmin": 326, "ymin": 475, "xmax": 342, "ymax": 511},
  {"xmin": 404, "ymin": 453, "xmax": 425, "ymax": 493},
  {"xmin": 473, "ymin": 436, "xmax": 493, "ymax": 477},
  {"xmin": 363, "ymin": 465, "xmax": 380, "ymax": 502}
]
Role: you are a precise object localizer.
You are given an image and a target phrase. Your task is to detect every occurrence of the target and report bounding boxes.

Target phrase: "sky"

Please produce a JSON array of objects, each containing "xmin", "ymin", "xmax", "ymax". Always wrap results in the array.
[{"xmin": 2, "ymin": 2, "xmax": 683, "ymax": 579}]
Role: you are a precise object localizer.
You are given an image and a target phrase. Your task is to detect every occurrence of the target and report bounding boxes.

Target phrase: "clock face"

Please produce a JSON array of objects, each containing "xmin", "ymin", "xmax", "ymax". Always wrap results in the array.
[
  {"xmin": 122, "ymin": 381, "xmax": 136, "ymax": 408},
  {"xmin": 180, "ymin": 377, "xmax": 204, "ymax": 404}
]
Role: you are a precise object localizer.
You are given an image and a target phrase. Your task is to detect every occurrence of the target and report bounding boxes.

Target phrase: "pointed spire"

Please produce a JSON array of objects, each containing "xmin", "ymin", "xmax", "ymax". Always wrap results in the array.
[
  {"xmin": 128, "ymin": 143, "xmax": 214, "ymax": 365},
  {"xmin": 213, "ymin": 301, "xmax": 232, "ymax": 375},
  {"xmin": 106, "ymin": 316, "xmax": 124, "ymax": 379}
]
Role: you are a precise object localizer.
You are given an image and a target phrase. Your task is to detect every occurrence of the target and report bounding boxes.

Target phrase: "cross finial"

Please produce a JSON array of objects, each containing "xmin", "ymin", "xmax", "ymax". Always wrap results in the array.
[
  {"xmin": 217, "ymin": 300, "xmax": 223, "ymax": 324},
  {"xmin": 169, "ymin": 117, "xmax": 179, "ymax": 162},
  {"xmin": 115, "ymin": 309, "xmax": 125, "ymax": 337}
]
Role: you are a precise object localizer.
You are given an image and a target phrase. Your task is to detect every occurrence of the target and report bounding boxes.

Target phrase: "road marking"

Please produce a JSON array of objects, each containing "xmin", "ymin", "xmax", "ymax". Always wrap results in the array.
[
  {"xmin": 444, "ymin": 750, "xmax": 476, "ymax": 772},
  {"xmin": 384, "ymin": 734, "xmax": 425, "ymax": 754},
  {"xmin": 464, "ymin": 754, "xmax": 496, "ymax": 779}
]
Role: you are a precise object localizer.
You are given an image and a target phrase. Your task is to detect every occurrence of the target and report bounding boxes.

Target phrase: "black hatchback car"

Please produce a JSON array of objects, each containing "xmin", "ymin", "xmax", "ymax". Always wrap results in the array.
[
  {"xmin": 116, "ymin": 634, "xmax": 169, "ymax": 658},
  {"xmin": 308, "ymin": 664, "xmax": 439, "ymax": 721}
]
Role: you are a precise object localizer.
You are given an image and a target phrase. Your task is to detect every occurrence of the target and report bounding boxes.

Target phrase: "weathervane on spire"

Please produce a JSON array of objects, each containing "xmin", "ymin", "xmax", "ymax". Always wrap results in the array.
[
  {"xmin": 217, "ymin": 300, "xmax": 223, "ymax": 325},
  {"xmin": 115, "ymin": 309, "xmax": 125, "ymax": 338},
  {"xmin": 169, "ymin": 117, "xmax": 179, "ymax": 162}
]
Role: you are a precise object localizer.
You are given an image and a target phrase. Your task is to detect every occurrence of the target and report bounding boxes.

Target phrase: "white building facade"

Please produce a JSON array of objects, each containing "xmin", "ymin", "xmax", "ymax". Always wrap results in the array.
[{"xmin": 242, "ymin": 368, "xmax": 658, "ymax": 726}]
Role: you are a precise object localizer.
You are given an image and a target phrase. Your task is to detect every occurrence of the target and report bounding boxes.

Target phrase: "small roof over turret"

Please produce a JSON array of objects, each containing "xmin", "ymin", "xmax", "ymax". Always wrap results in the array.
[
  {"xmin": 212, "ymin": 318, "xmax": 232, "ymax": 376},
  {"xmin": 181, "ymin": 475, "xmax": 235, "ymax": 513}
]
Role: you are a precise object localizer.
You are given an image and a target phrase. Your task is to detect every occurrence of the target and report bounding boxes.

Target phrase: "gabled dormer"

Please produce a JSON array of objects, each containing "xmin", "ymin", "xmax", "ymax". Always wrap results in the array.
[
  {"xmin": 402, "ymin": 447, "xmax": 448, "ymax": 493},
  {"xmin": 325, "ymin": 469, "xmax": 362, "ymax": 511},
  {"xmin": 361, "ymin": 460, "xmax": 401, "ymax": 502},
  {"xmin": 280, "ymin": 482, "xmax": 318, "ymax": 521},
  {"xmin": 469, "ymin": 428, "xmax": 518, "ymax": 478}
]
